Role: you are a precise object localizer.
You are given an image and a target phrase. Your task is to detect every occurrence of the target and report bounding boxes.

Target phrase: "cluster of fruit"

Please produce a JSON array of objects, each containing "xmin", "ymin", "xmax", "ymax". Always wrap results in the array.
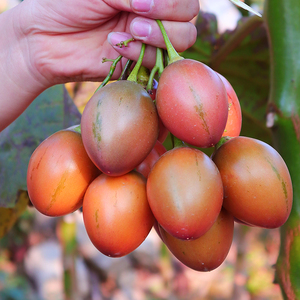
[{"xmin": 26, "ymin": 23, "xmax": 293, "ymax": 272}]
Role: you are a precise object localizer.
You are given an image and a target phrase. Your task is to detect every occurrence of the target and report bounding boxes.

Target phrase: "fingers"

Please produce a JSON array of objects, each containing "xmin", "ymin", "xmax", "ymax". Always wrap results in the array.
[
  {"xmin": 105, "ymin": 0, "xmax": 200, "ymax": 22},
  {"xmin": 130, "ymin": 0, "xmax": 200, "ymax": 21},
  {"xmin": 108, "ymin": 18, "xmax": 197, "ymax": 60},
  {"xmin": 130, "ymin": 18, "xmax": 197, "ymax": 52},
  {"xmin": 107, "ymin": 36, "xmax": 158, "ymax": 69},
  {"xmin": 105, "ymin": 0, "xmax": 199, "ymax": 64}
]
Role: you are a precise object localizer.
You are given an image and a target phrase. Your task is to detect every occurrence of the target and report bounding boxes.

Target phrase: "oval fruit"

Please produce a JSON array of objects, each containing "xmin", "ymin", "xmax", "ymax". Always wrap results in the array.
[
  {"xmin": 217, "ymin": 73, "xmax": 242, "ymax": 137},
  {"xmin": 156, "ymin": 59, "xmax": 228, "ymax": 148},
  {"xmin": 212, "ymin": 136, "xmax": 293, "ymax": 228},
  {"xmin": 147, "ymin": 147, "xmax": 223, "ymax": 240},
  {"xmin": 27, "ymin": 130, "xmax": 100, "ymax": 216},
  {"xmin": 159, "ymin": 209, "xmax": 234, "ymax": 272},
  {"xmin": 82, "ymin": 171, "xmax": 154, "ymax": 257},
  {"xmin": 81, "ymin": 80, "xmax": 159, "ymax": 176}
]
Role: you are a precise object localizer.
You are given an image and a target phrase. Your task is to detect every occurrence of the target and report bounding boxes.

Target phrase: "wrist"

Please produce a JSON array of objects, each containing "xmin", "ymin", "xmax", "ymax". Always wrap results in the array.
[{"xmin": 0, "ymin": 3, "xmax": 49, "ymax": 130}]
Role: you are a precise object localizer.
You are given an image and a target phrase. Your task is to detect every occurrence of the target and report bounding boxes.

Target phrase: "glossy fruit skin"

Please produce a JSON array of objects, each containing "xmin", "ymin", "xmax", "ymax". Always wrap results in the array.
[
  {"xmin": 81, "ymin": 80, "xmax": 159, "ymax": 176},
  {"xmin": 156, "ymin": 59, "xmax": 228, "ymax": 148},
  {"xmin": 212, "ymin": 136, "xmax": 293, "ymax": 228},
  {"xmin": 159, "ymin": 209, "xmax": 234, "ymax": 272},
  {"xmin": 147, "ymin": 147, "xmax": 223, "ymax": 240},
  {"xmin": 217, "ymin": 73, "xmax": 242, "ymax": 137},
  {"xmin": 136, "ymin": 140, "xmax": 167, "ymax": 178},
  {"xmin": 27, "ymin": 130, "xmax": 100, "ymax": 217},
  {"xmin": 82, "ymin": 171, "xmax": 154, "ymax": 257}
]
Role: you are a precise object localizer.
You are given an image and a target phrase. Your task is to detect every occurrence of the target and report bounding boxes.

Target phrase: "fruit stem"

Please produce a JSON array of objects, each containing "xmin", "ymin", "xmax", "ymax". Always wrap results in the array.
[
  {"xmin": 137, "ymin": 65, "xmax": 150, "ymax": 88},
  {"xmin": 127, "ymin": 43, "xmax": 146, "ymax": 82},
  {"xmin": 147, "ymin": 66, "xmax": 158, "ymax": 91},
  {"xmin": 215, "ymin": 136, "xmax": 232, "ymax": 150},
  {"xmin": 146, "ymin": 48, "xmax": 164, "ymax": 91},
  {"xmin": 156, "ymin": 20, "xmax": 184, "ymax": 65},
  {"xmin": 118, "ymin": 59, "xmax": 133, "ymax": 80},
  {"xmin": 171, "ymin": 133, "xmax": 185, "ymax": 148},
  {"xmin": 116, "ymin": 37, "xmax": 135, "ymax": 48},
  {"xmin": 95, "ymin": 55, "xmax": 123, "ymax": 92},
  {"xmin": 66, "ymin": 124, "xmax": 81, "ymax": 133}
]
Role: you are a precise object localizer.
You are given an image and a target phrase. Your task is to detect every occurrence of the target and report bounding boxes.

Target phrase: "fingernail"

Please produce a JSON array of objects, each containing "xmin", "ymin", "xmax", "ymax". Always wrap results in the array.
[
  {"xmin": 131, "ymin": 20, "xmax": 152, "ymax": 38},
  {"xmin": 107, "ymin": 32, "xmax": 133, "ymax": 46},
  {"xmin": 131, "ymin": 0, "xmax": 154, "ymax": 12}
]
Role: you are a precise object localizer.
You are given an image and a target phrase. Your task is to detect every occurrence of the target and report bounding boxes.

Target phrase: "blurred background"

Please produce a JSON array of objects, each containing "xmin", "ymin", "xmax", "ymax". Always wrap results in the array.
[{"xmin": 0, "ymin": 0, "xmax": 283, "ymax": 300}]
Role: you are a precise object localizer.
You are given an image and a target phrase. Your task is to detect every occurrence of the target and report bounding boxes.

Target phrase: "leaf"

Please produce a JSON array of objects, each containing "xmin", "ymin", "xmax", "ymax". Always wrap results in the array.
[
  {"xmin": 0, "ymin": 190, "xmax": 29, "ymax": 239},
  {"xmin": 183, "ymin": 12, "xmax": 218, "ymax": 64},
  {"xmin": 229, "ymin": 0, "xmax": 262, "ymax": 17},
  {"xmin": 0, "ymin": 85, "xmax": 81, "ymax": 208}
]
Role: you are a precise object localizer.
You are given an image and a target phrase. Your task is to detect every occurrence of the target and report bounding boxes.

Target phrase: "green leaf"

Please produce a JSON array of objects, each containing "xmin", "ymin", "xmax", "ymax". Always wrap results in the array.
[
  {"xmin": 0, "ymin": 85, "xmax": 81, "ymax": 208},
  {"xmin": 229, "ymin": 0, "xmax": 262, "ymax": 17}
]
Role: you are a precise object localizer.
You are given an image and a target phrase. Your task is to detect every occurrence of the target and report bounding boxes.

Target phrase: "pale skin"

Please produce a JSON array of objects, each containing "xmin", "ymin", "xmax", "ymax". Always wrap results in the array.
[{"xmin": 0, "ymin": 0, "xmax": 199, "ymax": 132}]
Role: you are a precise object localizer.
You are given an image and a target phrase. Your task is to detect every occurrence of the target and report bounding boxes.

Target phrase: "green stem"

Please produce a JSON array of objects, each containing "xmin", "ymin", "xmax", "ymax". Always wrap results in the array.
[
  {"xmin": 95, "ymin": 55, "xmax": 122, "ymax": 92},
  {"xmin": 156, "ymin": 20, "xmax": 184, "ymax": 65},
  {"xmin": 127, "ymin": 43, "xmax": 146, "ymax": 82},
  {"xmin": 264, "ymin": 0, "xmax": 300, "ymax": 298},
  {"xmin": 215, "ymin": 136, "xmax": 232, "ymax": 150},
  {"xmin": 171, "ymin": 134, "xmax": 185, "ymax": 148},
  {"xmin": 118, "ymin": 59, "xmax": 133, "ymax": 81},
  {"xmin": 147, "ymin": 66, "xmax": 158, "ymax": 91},
  {"xmin": 67, "ymin": 124, "xmax": 81, "ymax": 134},
  {"xmin": 146, "ymin": 48, "xmax": 164, "ymax": 91},
  {"xmin": 116, "ymin": 37, "xmax": 135, "ymax": 48},
  {"xmin": 137, "ymin": 65, "xmax": 150, "ymax": 87}
]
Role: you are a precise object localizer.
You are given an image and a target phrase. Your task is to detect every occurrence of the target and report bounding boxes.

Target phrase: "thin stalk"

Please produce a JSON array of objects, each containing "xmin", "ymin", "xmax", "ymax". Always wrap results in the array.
[
  {"xmin": 215, "ymin": 136, "xmax": 232, "ymax": 150},
  {"xmin": 171, "ymin": 133, "xmax": 185, "ymax": 148},
  {"xmin": 146, "ymin": 48, "xmax": 164, "ymax": 91},
  {"xmin": 116, "ymin": 37, "xmax": 135, "ymax": 48},
  {"xmin": 156, "ymin": 20, "xmax": 184, "ymax": 65},
  {"xmin": 95, "ymin": 55, "xmax": 122, "ymax": 93},
  {"xmin": 118, "ymin": 59, "xmax": 133, "ymax": 81},
  {"xmin": 127, "ymin": 43, "xmax": 146, "ymax": 82},
  {"xmin": 137, "ymin": 65, "xmax": 150, "ymax": 87}
]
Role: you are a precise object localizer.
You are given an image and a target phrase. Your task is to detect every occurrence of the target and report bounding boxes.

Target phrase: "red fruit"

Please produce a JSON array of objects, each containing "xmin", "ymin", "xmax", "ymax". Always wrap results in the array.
[
  {"xmin": 156, "ymin": 59, "xmax": 228, "ymax": 148},
  {"xmin": 212, "ymin": 136, "xmax": 293, "ymax": 228},
  {"xmin": 83, "ymin": 171, "xmax": 154, "ymax": 257},
  {"xmin": 159, "ymin": 209, "xmax": 234, "ymax": 272},
  {"xmin": 27, "ymin": 130, "xmax": 100, "ymax": 217},
  {"xmin": 81, "ymin": 81, "xmax": 159, "ymax": 176},
  {"xmin": 147, "ymin": 147, "xmax": 223, "ymax": 240},
  {"xmin": 217, "ymin": 73, "xmax": 242, "ymax": 137}
]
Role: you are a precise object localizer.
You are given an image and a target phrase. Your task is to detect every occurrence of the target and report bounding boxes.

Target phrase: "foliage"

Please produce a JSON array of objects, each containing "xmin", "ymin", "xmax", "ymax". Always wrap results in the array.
[{"xmin": 0, "ymin": 85, "xmax": 81, "ymax": 208}]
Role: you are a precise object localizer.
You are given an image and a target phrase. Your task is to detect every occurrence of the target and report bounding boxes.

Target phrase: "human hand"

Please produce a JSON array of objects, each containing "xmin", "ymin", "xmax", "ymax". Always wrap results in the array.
[
  {"xmin": 17, "ymin": 0, "xmax": 199, "ymax": 86},
  {"xmin": 0, "ymin": 0, "xmax": 199, "ymax": 131}
]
